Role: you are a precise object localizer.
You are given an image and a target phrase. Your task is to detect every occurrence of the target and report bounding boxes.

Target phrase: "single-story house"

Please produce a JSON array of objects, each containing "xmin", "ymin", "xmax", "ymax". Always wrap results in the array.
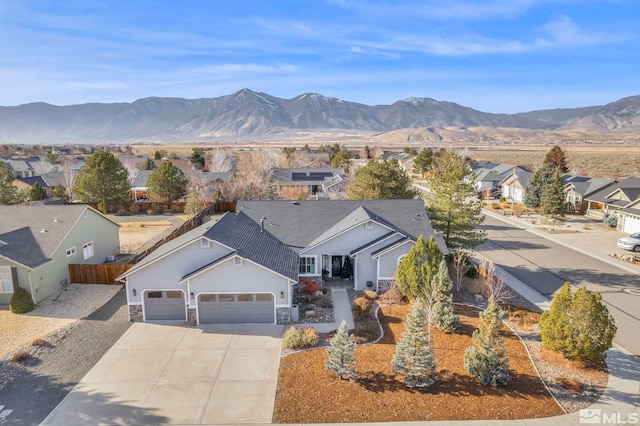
[
  {"xmin": 585, "ymin": 177, "xmax": 640, "ymax": 233},
  {"xmin": 0, "ymin": 205, "xmax": 120, "ymax": 305},
  {"xmin": 117, "ymin": 199, "xmax": 446, "ymax": 325},
  {"xmin": 272, "ymin": 168, "xmax": 345, "ymax": 199},
  {"xmin": 562, "ymin": 176, "xmax": 616, "ymax": 214},
  {"xmin": 471, "ymin": 162, "xmax": 524, "ymax": 193},
  {"xmin": 500, "ymin": 170, "xmax": 534, "ymax": 203},
  {"xmin": 14, "ymin": 172, "xmax": 67, "ymax": 198}
]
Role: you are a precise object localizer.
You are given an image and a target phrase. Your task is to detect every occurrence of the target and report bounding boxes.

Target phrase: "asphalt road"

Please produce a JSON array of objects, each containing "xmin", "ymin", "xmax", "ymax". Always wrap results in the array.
[{"xmin": 477, "ymin": 214, "xmax": 640, "ymax": 356}]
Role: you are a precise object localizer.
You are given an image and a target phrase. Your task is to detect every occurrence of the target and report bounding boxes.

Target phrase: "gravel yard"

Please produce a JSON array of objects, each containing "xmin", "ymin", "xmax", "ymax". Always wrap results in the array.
[{"xmin": 0, "ymin": 285, "xmax": 131, "ymax": 425}]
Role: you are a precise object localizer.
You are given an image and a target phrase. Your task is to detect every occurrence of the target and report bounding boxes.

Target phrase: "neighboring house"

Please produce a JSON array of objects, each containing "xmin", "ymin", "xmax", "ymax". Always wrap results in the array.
[
  {"xmin": 585, "ymin": 177, "xmax": 640, "ymax": 233},
  {"xmin": 471, "ymin": 162, "xmax": 523, "ymax": 193},
  {"xmin": 131, "ymin": 170, "xmax": 235, "ymax": 201},
  {"xmin": 117, "ymin": 211, "xmax": 298, "ymax": 325},
  {"xmin": 563, "ymin": 176, "xmax": 616, "ymax": 214},
  {"xmin": 117, "ymin": 199, "xmax": 446, "ymax": 326},
  {"xmin": 130, "ymin": 170, "xmax": 153, "ymax": 201},
  {"xmin": 272, "ymin": 168, "xmax": 345, "ymax": 199},
  {"xmin": 300, "ymin": 152, "xmax": 330, "ymax": 167},
  {"xmin": 0, "ymin": 205, "xmax": 120, "ymax": 305},
  {"xmin": 386, "ymin": 153, "xmax": 416, "ymax": 176},
  {"xmin": 500, "ymin": 170, "xmax": 534, "ymax": 203},
  {"xmin": 14, "ymin": 172, "xmax": 67, "ymax": 198},
  {"xmin": 0, "ymin": 157, "xmax": 61, "ymax": 178}
]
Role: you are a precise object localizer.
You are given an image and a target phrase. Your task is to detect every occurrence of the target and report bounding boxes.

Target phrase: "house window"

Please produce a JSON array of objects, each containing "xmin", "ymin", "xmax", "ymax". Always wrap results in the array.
[
  {"xmin": 365, "ymin": 222, "xmax": 374, "ymax": 230},
  {"xmin": 82, "ymin": 241, "xmax": 94, "ymax": 260},
  {"xmin": 397, "ymin": 254, "xmax": 407, "ymax": 265},
  {"xmin": 0, "ymin": 267, "xmax": 13, "ymax": 293},
  {"xmin": 299, "ymin": 256, "xmax": 316, "ymax": 275},
  {"xmin": 233, "ymin": 257, "xmax": 243, "ymax": 267},
  {"xmin": 200, "ymin": 239, "xmax": 211, "ymax": 249},
  {"xmin": 66, "ymin": 247, "xmax": 77, "ymax": 257}
]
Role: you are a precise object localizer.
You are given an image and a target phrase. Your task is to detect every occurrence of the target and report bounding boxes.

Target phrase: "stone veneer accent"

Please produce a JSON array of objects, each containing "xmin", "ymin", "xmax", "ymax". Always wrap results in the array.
[
  {"xmin": 187, "ymin": 307, "xmax": 197, "ymax": 326},
  {"xmin": 277, "ymin": 307, "xmax": 291, "ymax": 325},
  {"xmin": 128, "ymin": 304, "xmax": 143, "ymax": 322}
]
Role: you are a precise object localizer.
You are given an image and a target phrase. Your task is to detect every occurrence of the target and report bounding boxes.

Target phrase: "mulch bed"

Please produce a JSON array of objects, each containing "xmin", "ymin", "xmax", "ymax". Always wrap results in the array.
[{"xmin": 273, "ymin": 303, "xmax": 564, "ymax": 423}]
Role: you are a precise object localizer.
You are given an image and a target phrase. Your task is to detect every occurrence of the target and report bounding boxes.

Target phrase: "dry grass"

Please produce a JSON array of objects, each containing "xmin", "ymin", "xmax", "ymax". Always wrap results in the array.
[
  {"xmin": 273, "ymin": 304, "xmax": 563, "ymax": 423},
  {"xmin": 10, "ymin": 350, "xmax": 30, "ymax": 364},
  {"xmin": 29, "ymin": 336, "xmax": 48, "ymax": 347}
]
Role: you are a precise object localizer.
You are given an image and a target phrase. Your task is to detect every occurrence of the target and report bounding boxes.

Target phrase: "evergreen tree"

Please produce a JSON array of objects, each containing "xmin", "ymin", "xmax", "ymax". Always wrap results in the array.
[
  {"xmin": 412, "ymin": 148, "xmax": 434, "ymax": 176},
  {"xmin": 395, "ymin": 236, "xmax": 442, "ymax": 300},
  {"xmin": 263, "ymin": 175, "xmax": 278, "ymax": 200},
  {"xmin": 541, "ymin": 169, "xmax": 566, "ymax": 220},
  {"xmin": 53, "ymin": 183, "xmax": 70, "ymax": 203},
  {"xmin": 29, "ymin": 181, "xmax": 47, "ymax": 201},
  {"xmin": 154, "ymin": 150, "xmax": 162, "ymax": 160},
  {"xmin": 403, "ymin": 147, "xmax": 418, "ymax": 155},
  {"xmin": 360, "ymin": 145, "xmax": 371, "ymax": 159},
  {"xmin": 330, "ymin": 148, "xmax": 351, "ymax": 170},
  {"xmin": 540, "ymin": 282, "xmax": 616, "ymax": 362},
  {"xmin": 544, "ymin": 145, "xmax": 569, "ymax": 174},
  {"xmin": 463, "ymin": 296, "xmax": 510, "ymax": 386},
  {"xmin": 146, "ymin": 161, "xmax": 189, "ymax": 202},
  {"xmin": 426, "ymin": 151, "xmax": 486, "ymax": 249},
  {"xmin": 142, "ymin": 157, "xmax": 155, "ymax": 170},
  {"xmin": 347, "ymin": 160, "xmax": 418, "ymax": 200},
  {"xmin": 325, "ymin": 320, "xmax": 357, "ymax": 381},
  {"xmin": 73, "ymin": 150, "xmax": 131, "ymax": 212},
  {"xmin": 431, "ymin": 259, "xmax": 459, "ymax": 332},
  {"xmin": 524, "ymin": 163, "xmax": 557, "ymax": 208},
  {"xmin": 0, "ymin": 162, "xmax": 20, "ymax": 205},
  {"xmin": 392, "ymin": 300, "xmax": 436, "ymax": 387}
]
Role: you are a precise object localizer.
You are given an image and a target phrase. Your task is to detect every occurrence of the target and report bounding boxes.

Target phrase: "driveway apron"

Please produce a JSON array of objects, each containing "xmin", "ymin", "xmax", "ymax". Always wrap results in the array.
[{"xmin": 42, "ymin": 322, "xmax": 284, "ymax": 425}]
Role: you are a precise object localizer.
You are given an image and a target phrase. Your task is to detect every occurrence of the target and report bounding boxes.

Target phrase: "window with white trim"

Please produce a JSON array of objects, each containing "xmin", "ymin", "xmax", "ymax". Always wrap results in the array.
[
  {"xmin": 397, "ymin": 254, "xmax": 407, "ymax": 265},
  {"xmin": 82, "ymin": 241, "xmax": 94, "ymax": 260},
  {"xmin": 66, "ymin": 246, "xmax": 77, "ymax": 257},
  {"xmin": 0, "ymin": 266, "xmax": 13, "ymax": 293},
  {"xmin": 299, "ymin": 256, "xmax": 316, "ymax": 275}
]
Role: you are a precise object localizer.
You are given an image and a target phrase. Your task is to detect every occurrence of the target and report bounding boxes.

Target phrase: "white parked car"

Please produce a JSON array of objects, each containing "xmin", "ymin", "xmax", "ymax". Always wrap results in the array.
[{"xmin": 617, "ymin": 233, "xmax": 640, "ymax": 252}]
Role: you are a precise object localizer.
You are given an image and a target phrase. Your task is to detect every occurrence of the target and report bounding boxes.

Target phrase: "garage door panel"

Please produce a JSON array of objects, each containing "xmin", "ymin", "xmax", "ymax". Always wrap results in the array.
[
  {"xmin": 623, "ymin": 216, "xmax": 640, "ymax": 234},
  {"xmin": 145, "ymin": 291, "xmax": 186, "ymax": 321},
  {"xmin": 198, "ymin": 293, "xmax": 274, "ymax": 324}
]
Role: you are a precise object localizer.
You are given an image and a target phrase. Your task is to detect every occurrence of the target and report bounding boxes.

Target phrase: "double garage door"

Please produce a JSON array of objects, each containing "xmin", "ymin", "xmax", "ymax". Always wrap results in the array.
[
  {"xmin": 198, "ymin": 293, "xmax": 275, "ymax": 324},
  {"xmin": 143, "ymin": 291, "xmax": 275, "ymax": 324}
]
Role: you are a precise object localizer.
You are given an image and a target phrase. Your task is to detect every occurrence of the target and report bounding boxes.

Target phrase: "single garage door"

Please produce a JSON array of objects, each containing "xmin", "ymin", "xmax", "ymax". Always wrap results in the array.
[
  {"xmin": 144, "ymin": 290, "xmax": 186, "ymax": 321},
  {"xmin": 623, "ymin": 216, "xmax": 640, "ymax": 234},
  {"xmin": 198, "ymin": 293, "xmax": 274, "ymax": 324}
]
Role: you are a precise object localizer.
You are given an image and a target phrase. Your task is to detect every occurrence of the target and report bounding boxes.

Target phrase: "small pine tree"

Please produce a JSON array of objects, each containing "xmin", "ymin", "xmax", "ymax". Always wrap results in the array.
[
  {"xmin": 541, "ymin": 169, "xmax": 566, "ymax": 221},
  {"xmin": 10, "ymin": 286, "xmax": 35, "ymax": 314},
  {"xmin": 29, "ymin": 181, "xmax": 47, "ymax": 201},
  {"xmin": 341, "ymin": 256, "xmax": 353, "ymax": 279},
  {"xmin": 392, "ymin": 300, "xmax": 436, "ymax": 387},
  {"xmin": 263, "ymin": 176, "xmax": 278, "ymax": 200},
  {"xmin": 431, "ymin": 259, "xmax": 459, "ymax": 332},
  {"xmin": 395, "ymin": 235, "xmax": 441, "ymax": 300},
  {"xmin": 53, "ymin": 183, "xmax": 70, "ymax": 203},
  {"xmin": 463, "ymin": 296, "xmax": 510, "ymax": 386},
  {"xmin": 540, "ymin": 282, "xmax": 616, "ymax": 362},
  {"xmin": 325, "ymin": 320, "xmax": 357, "ymax": 381}
]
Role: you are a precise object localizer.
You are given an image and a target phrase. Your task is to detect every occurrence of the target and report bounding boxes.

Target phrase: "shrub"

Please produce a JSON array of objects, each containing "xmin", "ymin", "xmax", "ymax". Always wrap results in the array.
[
  {"xmin": 352, "ymin": 296, "xmax": 373, "ymax": 318},
  {"xmin": 129, "ymin": 203, "xmax": 141, "ymax": 214},
  {"xmin": 491, "ymin": 203, "xmax": 501, "ymax": 210},
  {"xmin": 11, "ymin": 350, "xmax": 30, "ymax": 364},
  {"xmin": 363, "ymin": 290, "xmax": 378, "ymax": 300},
  {"xmin": 282, "ymin": 326, "xmax": 320, "ymax": 349},
  {"xmin": 325, "ymin": 321, "xmax": 357, "ymax": 380},
  {"xmin": 30, "ymin": 336, "xmax": 48, "ymax": 347},
  {"xmin": 603, "ymin": 215, "xmax": 618, "ymax": 227},
  {"xmin": 299, "ymin": 278, "xmax": 323, "ymax": 297},
  {"xmin": 540, "ymin": 282, "xmax": 616, "ymax": 362},
  {"xmin": 10, "ymin": 286, "xmax": 34, "ymax": 314}
]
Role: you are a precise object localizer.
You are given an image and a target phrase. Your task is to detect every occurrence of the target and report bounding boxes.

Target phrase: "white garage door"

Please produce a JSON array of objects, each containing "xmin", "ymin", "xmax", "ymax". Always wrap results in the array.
[
  {"xmin": 198, "ymin": 293, "xmax": 275, "ymax": 324},
  {"xmin": 623, "ymin": 216, "xmax": 640, "ymax": 234},
  {"xmin": 144, "ymin": 290, "xmax": 186, "ymax": 321}
]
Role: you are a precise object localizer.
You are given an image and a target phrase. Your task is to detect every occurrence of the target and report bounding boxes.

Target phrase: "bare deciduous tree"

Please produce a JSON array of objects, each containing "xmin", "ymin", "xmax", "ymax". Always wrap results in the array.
[
  {"xmin": 61, "ymin": 159, "xmax": 77, "ymax": 201},
  {"xmin": 208, "ymin": 148, "xmax": 234, "ymax": 172},
  {"xmin": 378, "ymin": 281, "xmax": 403, "ymax": 314},
  {"xmin": 451, "ymin": 249, "xmax": 470, "ymax": 292},
  {"xmin": 478, "ymin": 258, "xmax": 509, "ymax": 303}
]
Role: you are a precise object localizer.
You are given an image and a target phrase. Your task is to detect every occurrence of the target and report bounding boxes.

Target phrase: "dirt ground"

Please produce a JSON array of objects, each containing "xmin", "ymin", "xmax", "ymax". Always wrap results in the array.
[
  {"xmin": 273, "ymin": 304, "xmax": 565, "ymax": 423},
  {"xmin": 115, "ymin": 217, "xmax": 188, "ymax": 254}
]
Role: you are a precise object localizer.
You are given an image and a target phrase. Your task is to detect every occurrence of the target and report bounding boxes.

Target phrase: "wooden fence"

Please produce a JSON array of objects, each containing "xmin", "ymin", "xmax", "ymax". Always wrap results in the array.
[
  {"xmin": 89, "ymin": 201, "xmax": 237, "ymax": 215},
  {"xmin": 69, "ymin": 263, "xmax": 135, "ymax": 285}
]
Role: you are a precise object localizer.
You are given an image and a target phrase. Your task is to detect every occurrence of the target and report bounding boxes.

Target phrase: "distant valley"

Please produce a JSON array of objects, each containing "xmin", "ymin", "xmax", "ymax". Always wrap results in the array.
[{"xmin": 1, "ymin": 89, "xmax": 640, "ymax": 144}]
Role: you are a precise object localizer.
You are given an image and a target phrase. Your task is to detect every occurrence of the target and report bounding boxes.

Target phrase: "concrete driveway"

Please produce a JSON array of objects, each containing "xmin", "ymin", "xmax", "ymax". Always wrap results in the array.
[{"xmin": 42, "ymin": 322, "xmax": 284, "ymax": 425}]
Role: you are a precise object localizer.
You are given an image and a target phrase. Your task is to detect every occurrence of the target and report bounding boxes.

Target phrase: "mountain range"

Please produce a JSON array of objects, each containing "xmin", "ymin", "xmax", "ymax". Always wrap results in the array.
[{"xmin": 1, "ymin": 89, "xmax": 639, "ymax": 143}]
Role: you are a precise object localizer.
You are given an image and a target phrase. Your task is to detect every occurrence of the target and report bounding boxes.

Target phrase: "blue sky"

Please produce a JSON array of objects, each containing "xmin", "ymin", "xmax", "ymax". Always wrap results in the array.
[{"xmin": 0, "ymin": 0, "xmax": 638, "ymax": 113}]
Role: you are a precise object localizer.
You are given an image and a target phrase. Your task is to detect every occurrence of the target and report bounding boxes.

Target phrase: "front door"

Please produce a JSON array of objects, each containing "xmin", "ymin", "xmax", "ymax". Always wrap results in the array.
[{"xmin": 331, "ymin": 256, "xmax": 342, "ymax": 277}]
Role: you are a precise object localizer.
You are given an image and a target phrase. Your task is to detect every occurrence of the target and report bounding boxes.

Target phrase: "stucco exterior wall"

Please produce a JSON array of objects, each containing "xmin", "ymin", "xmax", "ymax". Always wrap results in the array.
[
  {"xmin": 377, "ymin": 241, "xmax": 414, "ymax": 280},
  {"xmin": 125, "ymin": 239, "xmax": 233, "ymax": 304}
]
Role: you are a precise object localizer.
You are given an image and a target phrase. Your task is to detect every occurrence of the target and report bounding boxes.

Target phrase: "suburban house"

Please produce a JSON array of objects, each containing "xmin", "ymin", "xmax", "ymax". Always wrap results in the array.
[
  {"xmin": 385, "ymin": 152, "xmax": 416, "ymax": 176},
  {"xmin": 0, "ymin": 205, "xmax": 120, "ymax": 305},
  {"xmin": 500, "ymin": 170, "xmax": 534, "ymax": 204},
  {"xmin": 117, "ymin": 199, "xmax": 446, "ymax": 326},
  {"xmin": 271, "ymin": 168, "xmax": 345, "ymax": 199},
  {"xmin": 471, "ymin": 162, "xmax": 524, "ymax": 193},
  {"xmin": 14, "ymin": 172, "xmax": 67, "ymax": 198},
  {"xmin": 562, "ymin": 176, "xmax": 616, "ymax": 214},
  {"xmin": 0, "ymin": 156, "xmax": 61, "ymax": 178},
  {"xmin": 585, "ymin": 177, "xmax": 640, "ymax": 234},
  {"xmin": 130, "ymin": 169, "xmax": 235, "ymax": 201}
]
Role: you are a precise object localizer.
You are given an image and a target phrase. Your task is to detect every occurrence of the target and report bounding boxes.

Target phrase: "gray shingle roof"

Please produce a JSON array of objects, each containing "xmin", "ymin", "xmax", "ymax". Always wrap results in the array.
[
  {"xmin": 236, "ymin": 199, "xmax": 445, "ymax": 253},
  {"xmin": 0, "ymin": 205, "xmax": 114, "ymax": 268},
  {"xmin": 586, "ymin": 177, "xmax": 640, "ymax": 207},
  {"xmin": 120, "ymin": 212, "xmax": 299, "ymax": 281}
]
